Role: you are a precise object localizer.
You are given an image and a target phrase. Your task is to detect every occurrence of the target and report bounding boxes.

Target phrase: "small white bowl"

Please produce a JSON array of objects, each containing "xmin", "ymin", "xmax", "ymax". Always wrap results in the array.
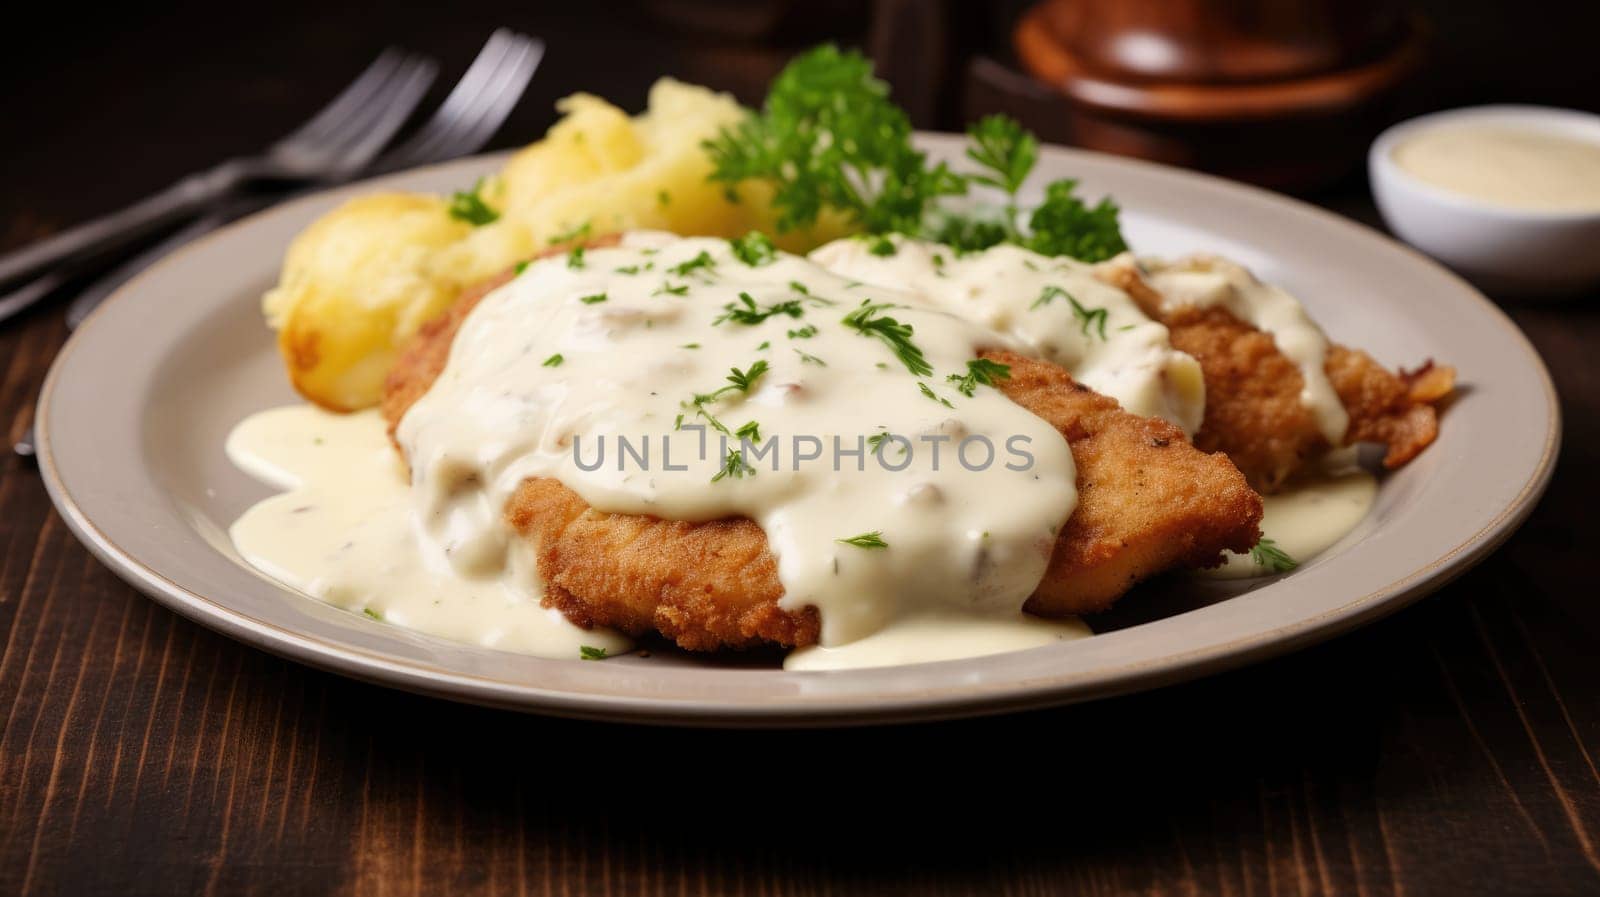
[{"xmin": 1370, "ymin": 105, "xmax": 1600, "ymax": 297}]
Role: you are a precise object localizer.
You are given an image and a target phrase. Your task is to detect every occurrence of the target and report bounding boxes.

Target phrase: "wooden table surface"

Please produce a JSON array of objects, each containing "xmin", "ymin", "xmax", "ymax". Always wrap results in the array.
[{"xmin": 4, "ymin": 5, "xmax": 1599, "ymax": 896}]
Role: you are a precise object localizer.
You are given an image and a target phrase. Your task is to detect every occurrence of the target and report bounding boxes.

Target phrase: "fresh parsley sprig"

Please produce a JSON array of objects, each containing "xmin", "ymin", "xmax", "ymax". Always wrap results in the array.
[
  {"xmin": 703, "ymin": 44, "xmax": 966, "ymax": 235},
  {"xmin": 705, "ymin": 45, "xmax": 1129, "ymax": 263}
]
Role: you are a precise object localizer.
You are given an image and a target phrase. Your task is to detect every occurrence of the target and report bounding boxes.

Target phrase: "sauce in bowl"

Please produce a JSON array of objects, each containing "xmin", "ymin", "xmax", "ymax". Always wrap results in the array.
[{"xmin": 1392, "ymin": 125, "xmax": 1600, "ymax": 212}]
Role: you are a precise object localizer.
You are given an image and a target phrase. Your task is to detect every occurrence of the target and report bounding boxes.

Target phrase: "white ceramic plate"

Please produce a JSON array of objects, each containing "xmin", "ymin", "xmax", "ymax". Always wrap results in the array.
[{"xmin": 36, "ymin": 135, "xmax": 1559, "ymax": 726}]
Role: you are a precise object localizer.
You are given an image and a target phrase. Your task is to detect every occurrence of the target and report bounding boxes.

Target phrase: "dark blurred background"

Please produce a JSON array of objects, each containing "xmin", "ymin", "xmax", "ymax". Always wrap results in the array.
[{"xmin": 3, "ymin": 0, "xmax": 1599, "ymax": 250}]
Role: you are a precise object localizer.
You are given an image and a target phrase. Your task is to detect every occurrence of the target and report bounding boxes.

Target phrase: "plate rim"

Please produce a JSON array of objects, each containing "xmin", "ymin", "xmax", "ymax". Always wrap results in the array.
[{"xmin": 34, "ymin": 137, "xmax": 1562, "ymax": 727}]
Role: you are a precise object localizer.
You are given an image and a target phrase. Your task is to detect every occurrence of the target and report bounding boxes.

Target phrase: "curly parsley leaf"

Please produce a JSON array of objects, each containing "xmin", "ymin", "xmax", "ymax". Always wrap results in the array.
[
  {"xmin": 965, "ymin": 115, "xmax": 1037, "ymax": 197},
  {"xmin": 703, "ymin": 44, "xmax": 966, "ymax": 235},
  {"xmin": 1025, "ymin": 179, "xmax": 1128, "ymax": 263}
]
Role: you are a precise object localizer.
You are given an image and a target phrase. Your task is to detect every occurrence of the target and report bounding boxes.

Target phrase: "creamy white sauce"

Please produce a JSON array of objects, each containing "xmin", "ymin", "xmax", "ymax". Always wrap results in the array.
[
  {"xmin": 1204, "ymin": 460, "xmax": 1376, "ymax": 579},
  {"xmin": 810, "ymin": 236, "xmax": 1207, "ymax": 435},
  {"xmin": 1393, "ymin": 125, "xmax": 1600, "ymax": 212},
  {"xmin": 784, "ymin": 612, "xmax": 1089, "ymax": 671},
  {"xmin": 396, "ymin": 233, "xmax": 1080, "ymax": 649},
  {"xmin": 227, "ymin": 405, "xmax": 632, "ymax": 659},
  {"xmin": 1139, "ymin": 255, "xmax": 1349, "ymax": 445}
]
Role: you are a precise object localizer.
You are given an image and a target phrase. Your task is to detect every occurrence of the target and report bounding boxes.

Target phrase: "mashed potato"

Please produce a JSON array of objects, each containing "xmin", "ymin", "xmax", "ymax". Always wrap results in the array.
[{"xmin": 264, "ymin": 78, "xmax": 853, "ymax": 411}]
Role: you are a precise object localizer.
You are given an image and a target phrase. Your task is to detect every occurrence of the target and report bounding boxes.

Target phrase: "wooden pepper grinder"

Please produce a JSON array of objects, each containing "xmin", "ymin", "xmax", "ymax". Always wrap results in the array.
[{"xmin": 1007, "ymin": 0, "xmax": 1427, "ymax": 190}]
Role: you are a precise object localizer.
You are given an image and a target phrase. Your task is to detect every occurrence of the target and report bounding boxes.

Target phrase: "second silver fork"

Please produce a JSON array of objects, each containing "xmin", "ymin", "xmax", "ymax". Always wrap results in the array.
[{"xmin": 12, "ymin": 29, "xmax": 543, "ymax": 458}]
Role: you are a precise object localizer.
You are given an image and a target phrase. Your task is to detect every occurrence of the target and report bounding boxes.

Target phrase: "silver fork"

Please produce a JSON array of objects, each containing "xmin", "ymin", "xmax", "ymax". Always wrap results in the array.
[
  {"xmin": 56, "ymin": 30, "xmax": 542, "ymax": 330},
  {"xmin": 0, "ymin": 49, "xmax": 438, "ymax": 294},
  {"xmin": 13, "ymin": 30, "xmax": 542, "ymax": 458}
]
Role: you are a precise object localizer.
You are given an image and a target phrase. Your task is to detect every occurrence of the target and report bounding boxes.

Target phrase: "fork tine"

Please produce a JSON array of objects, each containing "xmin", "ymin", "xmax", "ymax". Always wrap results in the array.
[
  {"xmin": 377, "ymin": 32, "xmax": 513, "ymax": 168},
  {"xmin": 325, "ymin": 59, "xmax": 439, "ymax": 172},
  {"xmin": 425, "ymin": 38, "xmax": 542, "ymax": 161},
  {"xmin": 272, "ymin": 49, "xmax": 405, "ymax": 150},
  {"xmin": 376, "ymin": 31, "xmax": 542, "ymax": 172},
  {"xmin": 290, "ymin": 53, "xmax": 431, "ymax": 156}
]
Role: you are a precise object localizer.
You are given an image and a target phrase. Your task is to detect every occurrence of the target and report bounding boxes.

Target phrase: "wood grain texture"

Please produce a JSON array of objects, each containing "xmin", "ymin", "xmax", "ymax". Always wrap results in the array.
[{"xmin": 3, "ymin": 4, "xmax": 1600, "ymax": 895}]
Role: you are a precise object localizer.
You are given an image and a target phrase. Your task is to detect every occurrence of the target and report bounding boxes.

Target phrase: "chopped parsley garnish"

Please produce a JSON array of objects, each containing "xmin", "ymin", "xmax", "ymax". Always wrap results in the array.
[
  {"xmin": 918, "ymin": 382, "xmax": 954, "ymax": 408},
  {"xmin": 722, "ymin": 360, "xmax": 769, "ymax": 394},
  {"xmin": 713, "ymin": 291, "xmax": 805, "ymax": 326},
  {"xmin": 579, "ymin": 292, "xmax": 607, "ymax": 304},
  {"xmin": 866, "ymin": 428, "xmax": 904, "ymax": 456},
  {"xmin": 730, "ymin": 231, "xmax": 779, "ymax": 266},
  {"xmin": 579, "ymin": 645, "xmax": 608, "ymax": 660},
  {"xmin": 658, "ymin": 190, "xmax": 671, "ymax": 206},
  {"xmin": 681, "ymin": 342, "xmax": 700, "ymax": 349},
  {"xmin": 711, "ymin": 448, "xmax": 756, "ymax": 483},
  {"xmin": 735, "ymin": 420, "xmax": 761, "ymax": 442},
  {"xmin": 692, "ymin": 360, "xmax": 770, "ymax": 407},
  {"xmin": 787, "ymin": 324, "xmax": 817, "ymax": 339},
  {"xmin": 842, "ymin": 300, "xmax": 931, "ymax": 376},
  {"xmin": 668, "ymin": 250, "xmax": 717, "ymax": 280},
  {"xmin": 794, "ymin": 348, "xmax": 826, "ymax": 366},
  {"xmin": 868, "ymin": 235, "xmax": 897, "ymax": 256},
  {"xmin": 1032, "ymin": 285, "xmax": 1108, "ymax": 340},
  {"xmin": 680, "ymin": 361, "xmax": 770, "ymax": 437},
  {"xmin": 836, "ymin": 531, "xmax": 888, "ymax": 549},
  {"xmin": 542, "ymin": 353, "xmax": 564, "ymax": 367},
  {"xmin": 567, "ymin": 246, "xmax": 586, "ymax": 269},
  {"xmin": 1250, "ymin": 538, "xmax": 1298, "ymax": 573},
  {"xmin": 548, "ymin": 220, "xmax": 591, "ymax": 245},
  {"xmin": 757, "ymin": 340, "xmax": 771, "ymax": 350},
  {"xmin": 947, "ymin": 358, "xmax": 1012, "ymax": 397},
  {"xmin": 361, "ymin": 607, "xmax": 384, "ymax": 621},
  {"xmin": 615, "ymin": 265, "xmax": 641, "ymax": 275},
  {"xmin": 447, "ymin": 178, "xmax": 499, "ymax": 226},
  {"xmin": 653, "ymin": 282, "xmax": 690, "ymax": 297}
]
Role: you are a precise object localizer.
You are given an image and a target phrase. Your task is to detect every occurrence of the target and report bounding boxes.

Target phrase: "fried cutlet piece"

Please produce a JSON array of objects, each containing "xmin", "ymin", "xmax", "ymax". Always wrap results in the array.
[
  {"xmin": 382, "ymin": 274, "xmax": 1261, "ymax": 650},
  {"xmin": 990, "ymin": 350, "xmax": 1263, "ymax": 618},
  {"xmin": 1098, "ymin": 264, "xmax": 1456, "ymax": 493}
]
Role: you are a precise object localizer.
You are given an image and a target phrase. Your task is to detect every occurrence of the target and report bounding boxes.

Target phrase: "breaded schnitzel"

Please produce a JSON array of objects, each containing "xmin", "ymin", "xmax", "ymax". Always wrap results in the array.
[
  {"xmin": 382, "ymin": 269, "xmax": 1262, "ymax": 651},
  {"xmin": 1096, "ymin": 262, "xmax": 1455, "ymax": 492}
]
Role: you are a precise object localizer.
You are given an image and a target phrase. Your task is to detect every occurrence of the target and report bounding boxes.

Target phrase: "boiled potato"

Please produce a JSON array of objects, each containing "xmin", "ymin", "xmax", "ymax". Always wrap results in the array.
[
  {"xmin": 263, "ymin": 78, "xmax": 855, "ymax": 411},
  {"xmin": 266, "ymin": 193, "xmax": 473, "ymax": 411}
]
